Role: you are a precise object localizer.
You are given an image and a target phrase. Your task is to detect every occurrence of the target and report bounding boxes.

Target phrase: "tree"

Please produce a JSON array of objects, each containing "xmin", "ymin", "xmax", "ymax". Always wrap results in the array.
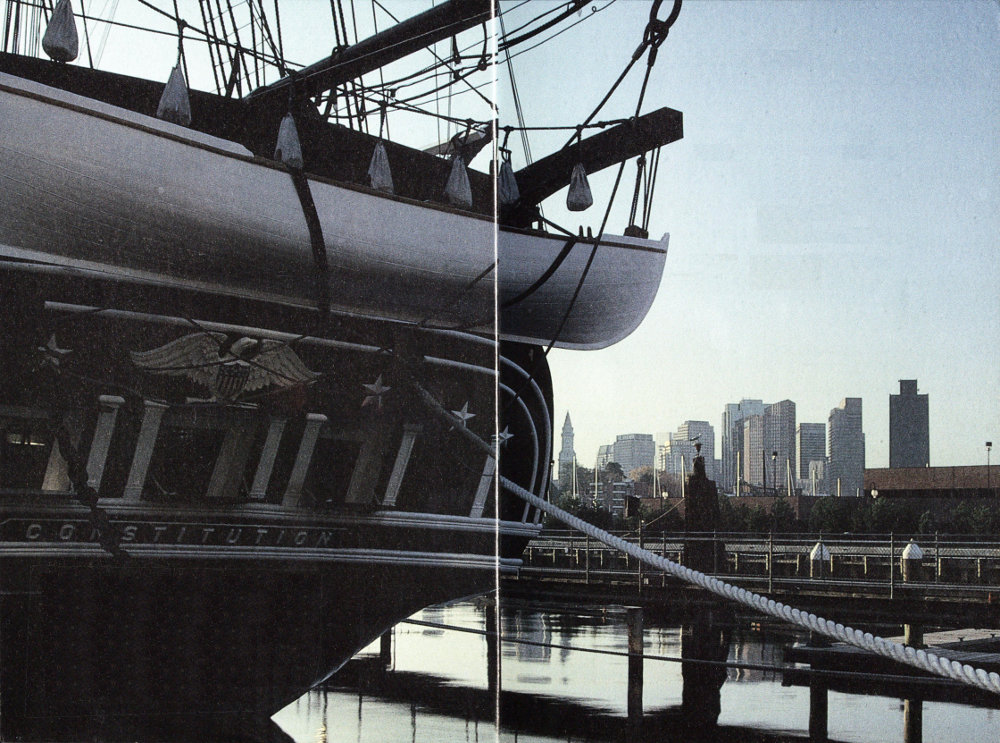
[
  {"xmin": 659, "ymin": 472, "xmax": 684, "ymax": 498},
  {"xmin": 631, "ymin": 466, "xmax": 655, "ymax": 497},
  {"xmin": 631, "ymin": 465, "xmax": 654, "ymax": 483},
  {"xmin": 808, "ymin": 497, "xmax": 855, "ymax": 533},
  {"xmin": 770, "ymin": 499, "xmax": 797, "ymax": 532}
]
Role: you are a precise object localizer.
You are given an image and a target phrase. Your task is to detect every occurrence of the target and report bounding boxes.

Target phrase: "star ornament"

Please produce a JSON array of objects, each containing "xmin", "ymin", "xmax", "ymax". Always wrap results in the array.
[
  {"xmin": 37, "ymin": 334, "xmax": 73, "ymax": 368},
  {"xmin": 361, "ymin": 375, "xmax": 391, "ymax": 410},
  {"xmin": 450, "ymin": 402, "xmax": 475, "ymax": 429},
  {"xmin": 493, "ymin": 426, "xmax": 514, "ymax": 447}
]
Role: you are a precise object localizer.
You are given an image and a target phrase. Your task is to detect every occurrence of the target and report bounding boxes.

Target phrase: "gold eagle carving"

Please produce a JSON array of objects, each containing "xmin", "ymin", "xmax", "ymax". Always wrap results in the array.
[{"xmin": 130, "ymin": 332, "xmax": 319, "ymax": 401}]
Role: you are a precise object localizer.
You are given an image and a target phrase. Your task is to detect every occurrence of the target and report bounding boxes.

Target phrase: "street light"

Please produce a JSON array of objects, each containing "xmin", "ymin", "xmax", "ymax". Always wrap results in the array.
[
  {"xmin": 771, "ymin": 451, "xmax": 777, "ymax": 494},
  {"xmin": 988, "ymin": 442, "xmax": 993, "ymax": 497}
]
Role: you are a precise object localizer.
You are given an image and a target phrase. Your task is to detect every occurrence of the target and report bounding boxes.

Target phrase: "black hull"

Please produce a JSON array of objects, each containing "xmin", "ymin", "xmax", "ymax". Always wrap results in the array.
[{"xmin": 0, "ymin": 553, "xmax": 498, "ymax": 740}]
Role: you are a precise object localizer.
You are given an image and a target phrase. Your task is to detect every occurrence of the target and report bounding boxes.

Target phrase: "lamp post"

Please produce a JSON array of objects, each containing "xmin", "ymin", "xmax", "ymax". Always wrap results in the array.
[
  {"xmin": 988, "ymin": 442, "xmax": 993, "ymax": 497},
  {"xmin": 771, "ymin": 451, "xmax": 777, "ymax": 495}
]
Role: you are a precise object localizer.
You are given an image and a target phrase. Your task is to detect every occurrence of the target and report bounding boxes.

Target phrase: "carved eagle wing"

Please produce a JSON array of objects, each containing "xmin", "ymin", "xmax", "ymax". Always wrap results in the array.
[
  {"xmin": 243, "ymin": 339, "xmax": 321, "ymax": 392},
  {"xmin": 130, "ymin": 332, "xmax": 229, "ymax": 391}
]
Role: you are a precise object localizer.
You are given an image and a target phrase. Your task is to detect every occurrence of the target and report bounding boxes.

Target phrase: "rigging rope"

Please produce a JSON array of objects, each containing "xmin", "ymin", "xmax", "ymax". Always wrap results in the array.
[{"xmin": 498, "ymin": 11, "xmax": 533, "ymax": 172}]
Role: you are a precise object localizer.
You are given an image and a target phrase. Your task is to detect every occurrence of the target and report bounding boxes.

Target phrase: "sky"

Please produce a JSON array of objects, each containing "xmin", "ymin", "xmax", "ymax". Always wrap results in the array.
[
  {"xmin": 85, "ymin": 0, "xmax": 999, "ymax": 470},
  {"xmin": 497, "ymin": 0, "xmax": 1000, "ymax": 470}
]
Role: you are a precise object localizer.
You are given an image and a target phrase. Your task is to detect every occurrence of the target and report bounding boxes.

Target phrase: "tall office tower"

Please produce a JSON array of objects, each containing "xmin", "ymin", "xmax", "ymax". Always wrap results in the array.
[
  {"xmin": 675, "ymin": 420, "xmax": 716, "ymax": 479},
  {"xmin": 765, "ymin": 400, "xmax": 796, "ymax": 492},
  {"xmin": 659, "ymin": 422, "xmax": 715, "ymax": 478},
  {"xmin": 828, "ymin": 398, "xmax": 865, "ymax": 496},
  {"xmin": 557, "ymin": 412, "xmax": 576, "ymax": 487},
  {"xmin": 721, "ymin": 399, "xmax": 765, "ymax": 491},
  {"xmin": 889, "ymin": 379, "xmax": 929, "ymax": 468},
  {"xmin": 742, "ymin": 415, "xmax": 765, "ymax": 487},
  {"xmin": 796, "ymin": 422, "xmax": 826, "ymax": 481},
  {"xmin": 612, "ymin": 433, "xmax": 656, "ymax": 476},
  {"xmin": 657, "ymin": 443, "xmax": 669, "ymax": 473},
  {"xmin": 596, "ymin": 444, "xmax": 614, "ymax": 470}
]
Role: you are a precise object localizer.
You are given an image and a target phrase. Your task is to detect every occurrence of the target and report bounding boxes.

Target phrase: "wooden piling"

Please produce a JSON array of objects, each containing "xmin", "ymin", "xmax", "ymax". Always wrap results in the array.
[
  {"xmin": 903, "ymin": 698, "xmax": 923, "ymax": 743},
  {"xmin": 904, "ymin": 623, "xmax": 923, "ymax": 648},
  {"xmin": 626, "ymin": 606, "xmax": 643, "ymax": 734},
  {"xmin": 486, "ymin": 600, "xmax": 500, "ymax": 693},
  {"xmin": 809, "ymin": 677, "xmax": 829, "ymax": 742}
]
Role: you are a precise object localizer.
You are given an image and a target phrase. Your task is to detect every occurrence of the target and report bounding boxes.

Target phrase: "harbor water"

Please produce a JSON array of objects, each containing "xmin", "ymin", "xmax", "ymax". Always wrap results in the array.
[{"xmin": 272, "ymin": 600, "xmax": 1000, "ymax": 742}]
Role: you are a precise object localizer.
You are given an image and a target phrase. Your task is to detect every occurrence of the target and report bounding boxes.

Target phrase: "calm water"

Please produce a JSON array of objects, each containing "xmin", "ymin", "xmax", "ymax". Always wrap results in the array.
[{"xmin": 271, "ymin": 600, "xmax": 1000, "ymax": 743}]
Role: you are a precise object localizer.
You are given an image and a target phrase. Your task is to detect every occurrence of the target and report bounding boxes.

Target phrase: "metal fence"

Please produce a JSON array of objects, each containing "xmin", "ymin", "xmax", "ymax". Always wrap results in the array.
[{"xmin": 521, "ymin": 530, "xmax": 1000, "ymax": 595}]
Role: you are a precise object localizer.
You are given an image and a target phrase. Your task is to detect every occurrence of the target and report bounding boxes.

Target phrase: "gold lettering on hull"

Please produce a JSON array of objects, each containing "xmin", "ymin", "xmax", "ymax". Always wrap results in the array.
[{"xmin": 13, "ymin": 520, "xmax": 346, "ymax": 549}]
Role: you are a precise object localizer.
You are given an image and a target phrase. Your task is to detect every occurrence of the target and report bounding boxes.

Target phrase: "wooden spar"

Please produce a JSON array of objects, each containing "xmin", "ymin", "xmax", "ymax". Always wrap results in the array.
[
  {"xmin": 247, "ymin": 0, "xmax": 491, "ymax": 105},
  {"xmin": 506, "ymin": 106, "xmax": 683, "ymax": 225}
]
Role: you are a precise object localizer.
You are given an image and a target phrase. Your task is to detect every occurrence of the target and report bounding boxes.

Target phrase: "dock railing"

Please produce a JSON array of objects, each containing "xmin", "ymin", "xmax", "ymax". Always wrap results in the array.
[{"xmin": 521, "ymin": 530, "xmax": 1000, "ymax": 593}]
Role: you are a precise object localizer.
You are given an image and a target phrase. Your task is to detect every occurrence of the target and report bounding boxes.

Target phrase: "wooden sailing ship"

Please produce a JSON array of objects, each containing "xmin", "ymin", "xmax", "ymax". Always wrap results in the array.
[{"xmin": 0, "ymin": 0, "xmax": 682, "ymax": 737}]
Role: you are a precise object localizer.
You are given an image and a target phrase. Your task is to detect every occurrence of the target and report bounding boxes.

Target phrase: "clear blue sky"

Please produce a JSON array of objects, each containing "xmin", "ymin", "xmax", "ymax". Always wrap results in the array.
[{"xmin": 500, "ymin": 0, "xmax": 1000, "ymax": 469}]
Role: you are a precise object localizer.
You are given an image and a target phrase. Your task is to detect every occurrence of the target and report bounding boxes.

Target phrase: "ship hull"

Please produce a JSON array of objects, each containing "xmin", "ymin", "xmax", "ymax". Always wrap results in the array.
[
  {"xmin": 0, "ymin": 263, "xmax": 549, "ymax": 738},
  {"xmin": 0, "ymin": 505, "xmax": 533, "ymax": 740}
]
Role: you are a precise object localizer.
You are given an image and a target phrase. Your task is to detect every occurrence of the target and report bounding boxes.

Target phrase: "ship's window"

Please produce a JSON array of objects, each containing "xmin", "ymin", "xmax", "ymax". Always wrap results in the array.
[
  {"xmin": 145, "ymin": 425, "xmax": 227, "ymax": 500},
  {"xmin": 0, "ymin": 423, "xmax": 52, "ymax": 490},
  {"xmin": 0, "ymin": 406, "xmax": 96, "ymax": 493},
  {"xmin": 304, "ymin": 436, "xmax": 361, "ymax": 510},
  {"xmin": 96, "ymin": 408, "xmax": 142, "ymax": 499},
  {"xmin": 262, "ymin": 417, "xmax": 308, "ymax": 503},
  {"xmin": 394, "ymin": 432, "xmax": 482, "ymax": 516},
  {"xmin": 142, "ymin": 406, "xmax": 257, "ymax": 502}
]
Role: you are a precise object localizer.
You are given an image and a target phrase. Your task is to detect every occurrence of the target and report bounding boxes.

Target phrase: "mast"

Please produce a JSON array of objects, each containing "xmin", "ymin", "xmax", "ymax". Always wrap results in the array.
[{"xmin": 247, "ymin": 0, "xmax": 491, "ymax": 106}]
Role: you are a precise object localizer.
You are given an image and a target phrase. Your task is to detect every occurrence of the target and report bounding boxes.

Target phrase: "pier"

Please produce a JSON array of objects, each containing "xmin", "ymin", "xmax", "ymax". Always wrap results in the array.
[{"xmin": 503, "ymin": 530, "xmax": 1000, "ymax": 627}]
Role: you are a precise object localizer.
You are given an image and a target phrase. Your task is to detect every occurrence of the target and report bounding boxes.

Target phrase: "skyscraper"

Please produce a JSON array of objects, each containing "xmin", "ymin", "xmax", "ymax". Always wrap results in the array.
[
  {"xmin": 796, "ymin": 422, "xmax": 826, "ymax": 481},
  {"xmin": 721, "ymin": 399, "xmax": 765, "ymax": 491},
  {"xmin": 596, "ymin": 444, "xmax": 613, "ymax": 470},
  {"xmin": 889, "ymin": 379, "xmax": 929, "ymax": 468},
  {"xmin": 742, "ymin": 414, "xmax": 766, "ymax": 487},
  {"xmin": 557, "ymin": 412, "xmax": 576, "ymax": 487},
  {"xmin": 611, "ymin": 433, "xmax": 656, "ymax": 476},
  {"xmin": 735, "ymin": 402, "xmax": 795, "ymax": 490},
  {"xmin": 660, "ymin": 421, "xmax": 715, "ymax": 479},
  {"xmin": 828, "ymin": 398, "xmax": 865, "ymax": 496},
  {"xmin": 765, "ymin": 400, "xmax": 796, "ymax": 492}
]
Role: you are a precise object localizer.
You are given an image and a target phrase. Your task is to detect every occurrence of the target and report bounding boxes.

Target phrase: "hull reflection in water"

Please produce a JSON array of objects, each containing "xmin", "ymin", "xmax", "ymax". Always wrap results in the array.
[{"xmin": 271, "ymin": 600, "xmax": 1000, "ymax": 742}]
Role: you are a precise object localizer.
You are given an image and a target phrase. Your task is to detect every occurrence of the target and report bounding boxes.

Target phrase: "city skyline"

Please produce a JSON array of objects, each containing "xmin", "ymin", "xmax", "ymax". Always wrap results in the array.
[
  {"xmin": 560, "ymin": 386, "xmax": 921, "ymax": 489},
  {"xmin": 538, "ymin": 1, "xmax": 998, "ymax": 471}
]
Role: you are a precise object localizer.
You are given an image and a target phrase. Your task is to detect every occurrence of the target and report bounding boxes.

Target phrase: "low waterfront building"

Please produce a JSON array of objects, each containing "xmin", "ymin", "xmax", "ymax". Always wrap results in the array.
[{"xmin": 864, "ymin": 465, "xmax": 997, "ymax": 498}]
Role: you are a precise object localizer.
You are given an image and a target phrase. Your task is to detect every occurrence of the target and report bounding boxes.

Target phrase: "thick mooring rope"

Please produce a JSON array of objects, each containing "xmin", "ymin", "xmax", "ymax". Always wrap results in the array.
[{"xmin": 499, "ymin": 475, "xmax": 1000, "ymax": 696}]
